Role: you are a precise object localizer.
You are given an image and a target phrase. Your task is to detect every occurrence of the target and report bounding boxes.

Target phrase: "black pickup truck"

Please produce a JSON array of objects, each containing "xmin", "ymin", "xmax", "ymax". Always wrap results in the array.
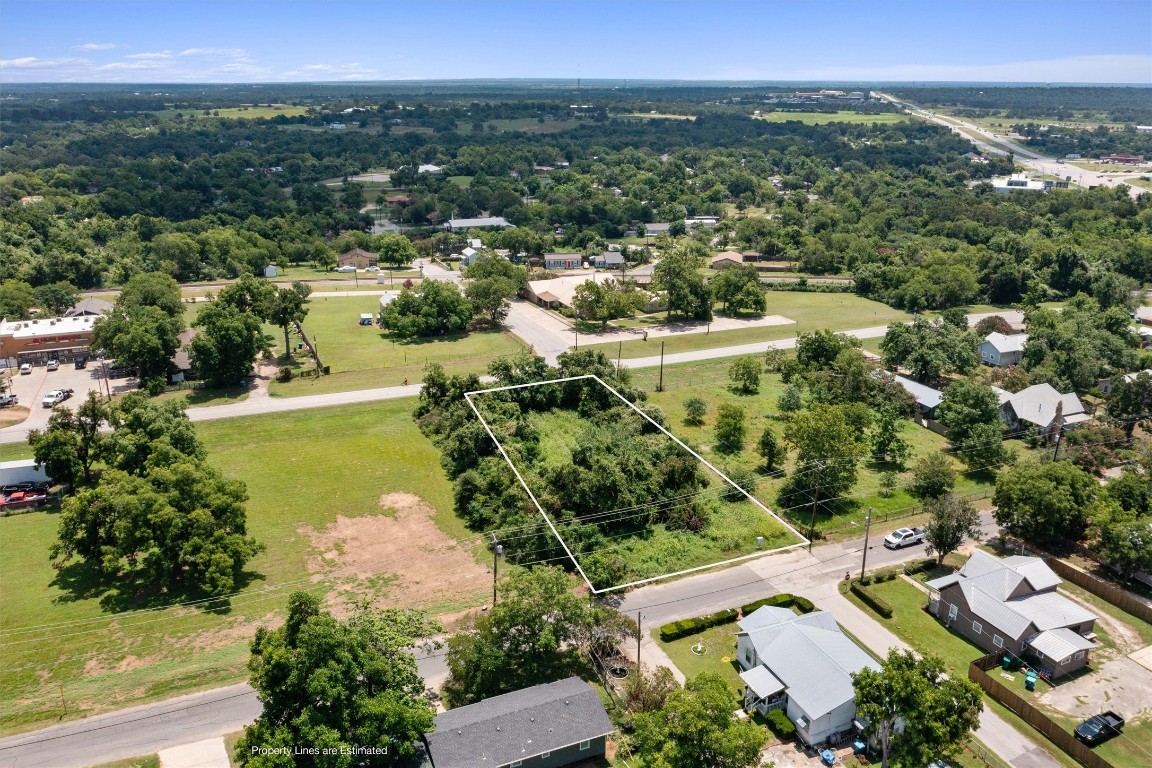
[{"xmin": 1075, "ymin": 711, "xmax": 1124, "ymax": 746}]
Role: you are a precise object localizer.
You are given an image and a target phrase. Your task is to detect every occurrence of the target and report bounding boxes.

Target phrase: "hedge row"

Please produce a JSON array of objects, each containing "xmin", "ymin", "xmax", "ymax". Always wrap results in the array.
[
  {"xmin": 858, "ymin": 557, "xmax": 937, "ymax": 586},
  {"xmin": 765, "ymin": 708, "xmax": 797, "ymax": 739},
  {"xmin": 763, "ymin": 280, "xmax": 855, "ymax": 293},
  {"xmin": 850, "ymin": 579, "xmax": 894, "ymax": 618},
  {"xmin": 659, "ymin": 593, "xmax": 814, "ymax": 642},
  {"xmin": 659, "ymin": 608, "xmax": 739, "ymax": 642}
]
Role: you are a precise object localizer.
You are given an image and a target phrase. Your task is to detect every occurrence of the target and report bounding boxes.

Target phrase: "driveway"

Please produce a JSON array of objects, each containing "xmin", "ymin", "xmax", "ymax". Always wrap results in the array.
[{"xmin": 0, "ymin": 361, "xmax": 133, "ymax": 444}]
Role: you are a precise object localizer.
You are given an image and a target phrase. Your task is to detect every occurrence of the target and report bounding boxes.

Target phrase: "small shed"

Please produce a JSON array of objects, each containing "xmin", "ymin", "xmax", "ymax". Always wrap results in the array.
[
  {"xmin": 263, "ymin": 264, "xmax": 278, "ymax": 278},
  {"xmin": 359, "ymin": 313, "xmax": 374, "ymax": 327}
]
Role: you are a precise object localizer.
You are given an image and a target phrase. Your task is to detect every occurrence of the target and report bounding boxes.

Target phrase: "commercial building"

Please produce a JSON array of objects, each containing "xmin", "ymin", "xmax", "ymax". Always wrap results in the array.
[{"xmin": 0, "ymin": 315, "xmax": 99, "ymax": 366}]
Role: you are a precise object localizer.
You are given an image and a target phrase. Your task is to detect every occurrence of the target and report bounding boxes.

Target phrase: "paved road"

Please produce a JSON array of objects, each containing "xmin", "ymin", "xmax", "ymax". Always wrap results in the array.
[{"xmin": 0, "ymin": 649, "xmax": 449, "ymax": 768}]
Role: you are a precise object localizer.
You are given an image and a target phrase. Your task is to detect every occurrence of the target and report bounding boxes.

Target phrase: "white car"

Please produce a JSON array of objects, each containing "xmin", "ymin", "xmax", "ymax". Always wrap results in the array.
[
  {"xmin": 19, "ymin": 363, "xmax": 32, "ymax": 375},
  {"xmin": 334, "ymin": 265, "xmax": 357, "ymax": 273},
  {"xmin": 41, "ymin": 389, "xmax": 74, "ymax": 408},
  {"xmin": 46, "ymin": 360, "xmax": 59, "ymax": 371},
  {"xmin": 883, "ymin": 527, "xmax": 925, "ymax": 549}
]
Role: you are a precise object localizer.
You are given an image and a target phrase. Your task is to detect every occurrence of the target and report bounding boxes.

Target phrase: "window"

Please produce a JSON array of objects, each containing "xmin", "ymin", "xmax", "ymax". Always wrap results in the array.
[
  {"xmin": 579, "ymin": 740, "xmax": 591, "ymax": 751},
  {"xmin": 540, "ymin": 753, "xmax": 550, "ymax": 759},
  {"xmin": 510, "ymin": 762, "xmax": 522, "ymax": 767},
  {"xmin": 948, "ymin": 604, "xmax": 958, "ymax": 620},
  {"xmin": 745, "ymin": 647, "xmax": 755, "ymax": 665},
  {"xmin": 972, "ymin": 621, "xmax": 982, "ymax": 635},
  {"xmin": 993, "ymin": 635, "xmax": 1004, "ymax": 648},
  {"xmin": 1075, "ymin": 651, "xmax": 1085, "ymax": 660}
]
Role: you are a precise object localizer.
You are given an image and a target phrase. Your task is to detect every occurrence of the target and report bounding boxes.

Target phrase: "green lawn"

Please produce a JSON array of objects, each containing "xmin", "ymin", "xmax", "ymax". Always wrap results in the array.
[
  {"xmin": 627, "ymin": 361, "xmax": 994, "ymax": 533},
  {"xmin": 0, "ymin": 399, "xmax": 481, "ymax": 736},
  {"xmin": 588, "ymin": 293, "xmax": 912, "ymax": 360},
  {"xmin": 657, "ymin": 621, "xmax": 745, "ymax": 692},
  {"xmin": 756, "ymin": 111, "xmax": 908, "ymax": 125},
  {"xmin": 90, "ymin": 756, "xmax": 160, "ymax": 768},
  {"xmin": 267, "ymin": 296, "xmax": 526, "ymax": 396}
]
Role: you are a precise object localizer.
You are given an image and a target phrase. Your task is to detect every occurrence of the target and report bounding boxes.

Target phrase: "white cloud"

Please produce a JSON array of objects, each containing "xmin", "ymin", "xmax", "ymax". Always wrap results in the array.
[
  {"xmin": 281, "ymin": 62, "xmax": 382, "ymax": 80},
  {"xmin": 73, "ymin": 42, "xmax": 117, "ymax": 51},
  {"xmin": 126, "ymin": 50, "xmax": 173, "ymax": 60},
  {"xmin": 0, "ymin": 56, "xmax": 89, "ymax": 71}
]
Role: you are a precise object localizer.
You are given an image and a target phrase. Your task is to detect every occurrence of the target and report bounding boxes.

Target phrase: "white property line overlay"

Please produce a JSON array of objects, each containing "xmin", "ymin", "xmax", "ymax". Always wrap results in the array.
[{"xmin": 464, "ymin": 374, "xmax": 810, "ymax": 594}]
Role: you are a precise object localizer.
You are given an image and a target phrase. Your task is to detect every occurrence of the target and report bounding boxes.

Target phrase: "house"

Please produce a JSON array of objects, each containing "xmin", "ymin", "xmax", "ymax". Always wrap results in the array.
[
  {"xmin": 445, "ymin": 216, "xmax": 511, "ymax": 232},
  {"xmin": 926, "ymin": 551, "xmax": 1097, "ymax": 677},
  {"xmin": 459, "ymin": 247, "xmax": 483, "ymax": 267},
  {"xmin": 543, "ymin": 253, "xmax": 583, "ymax": 271},
  {"xmin": 994, "ymin": 383, "xmax": 1091, "ymax": 435},
  {"xmin": 525, "ymin": 274, "xmax": 662, "ymax": 313},
  {"xmin": 263, "ymin": 264, "xmax": 279, "ymax": 278},
  {"xmin": 979, "ymin": 332, "xmax": 1028, "ymax": 367},
  {"xmin": 685, "ymin": 215, "xmax": 718, "ymax": 229},
  {"xmin": 890, "ymin": 374, "xmax": 943, "ymax": 419},
  {"xmin": 710, "ymin": 251, "xmax": 745, "ymax": 269},
  {"xmin": 593, "ymin": 251, "xmax": 624, "ymax": 269},
  {"xmin": 420, "ymin": 677, "xmax": 613, "ymax": 768},
  {"xmin": 417, "ymin": 164, "xmax": 442, "ymax": 174},
  {"xmin": 337, "ymin": 248, "xmax": 378, "ymax": 270},
  {"xmin": 1100, "ymin": 369, "xmax": 1152, "ymax": 396},
  {"xmin": 642, "ymin": 222, "xmax": 672, "ymax": 236},
  {"xmin": 736, "ymin": 607, "xmax": 880, "ymax": 746},
  {"xmin": 171, "ymin": 328, "xmax": 196, "ymax": 383},
  {"xmin": 64, "ymin": 298, "xmax": 114, "ymax": 318}
]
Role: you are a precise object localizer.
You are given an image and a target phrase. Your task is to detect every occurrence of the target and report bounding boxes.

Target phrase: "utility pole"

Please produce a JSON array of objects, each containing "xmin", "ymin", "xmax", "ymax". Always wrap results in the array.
[
  {"xmin": 860, "ymin": 508, "xmax": 874, "ymax": 581},
  {"xmin": 491, "ymin": 536, "xmax": 503, "ymax": 606},
  {"xmin": 636, "ymin": 611, "xmax": 642, "ymax": 665},
  {"xmin": 617, "ymin": 340, "xmax": 623, "ymax": 371},
  {"xmin": 1051, "ymin": 401, "xmax": 1065, "ymax": 461},
  {"xmin": 807, "ymin": 460, "xmax": 825, "ymax": 553},
  {"xmin": 657, "ymin": 341, "xmax": 665, "ymax": 392}
]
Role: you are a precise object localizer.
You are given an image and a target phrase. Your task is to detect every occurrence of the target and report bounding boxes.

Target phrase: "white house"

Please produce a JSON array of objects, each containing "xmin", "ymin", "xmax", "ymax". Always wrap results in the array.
[
  {"xmin": 993, "ymin": 383, "xmax": 1091, "ymax": 435},
  {"xmin": 736, "ymin": 607, "xmax": 880, "ymax": 747},
  {"xmin": 979, "ymin": 332, "xmax": 1028, "ymax": 367}
]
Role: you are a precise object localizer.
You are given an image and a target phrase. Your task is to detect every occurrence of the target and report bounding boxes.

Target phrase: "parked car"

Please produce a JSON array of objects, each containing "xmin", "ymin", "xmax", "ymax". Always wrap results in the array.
[
  {"xmin": 19, "ymin": 363, "xmax": 32, "ymax": 375},
  {"xmin": 1075, "ymin": 711, "xmax": 1124, "ymax": 746},
  {"xmin": 334, "ymin": 265, "xmax": 356, "ymax": 273},
  {"xmin": 883, "ymin": 526, "xmax": 926, "ymax": 549},
  {"xmin": 46, "ymin": 359, "xmax": 59, "ymax": 371},
  {"xmin": 0, "ymin": 393, "xmax": 17, "ymax": 407},
  {"xmin": 74, "ymin": 357, "xmax": 88, "ymax": 369},
  {"xmin": 41, "ymin": 388, "xmax": 74, "ymax": 408}
]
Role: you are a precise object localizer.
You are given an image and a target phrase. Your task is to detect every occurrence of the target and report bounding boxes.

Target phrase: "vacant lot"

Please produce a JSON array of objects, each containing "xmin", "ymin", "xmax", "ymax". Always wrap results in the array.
[
  {"xmin": 756, "ymin": 111, "xmax": 907, "ymax": 125},
  {"xmin": 587, "ymin": 293, "xmax": 913, "ymax": 359},
  {"xmin": 0, "ymin": 399, "xmax": 481, "ymax": 735},
  {"xmin": 268, "ymin": 296, "xmax": 525, "ymax": 396}
]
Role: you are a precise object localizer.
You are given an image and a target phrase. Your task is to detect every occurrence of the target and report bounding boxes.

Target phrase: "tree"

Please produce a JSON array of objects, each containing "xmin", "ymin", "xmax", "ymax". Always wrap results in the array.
[
  {"xmin": 34, "ymin": 281, "xmax": 79, "ymax": 315},
  {"xmin": 0, "ymin": 279, "xmax": 36, "ymax": 320},
  {"xmin": 779, "ymin": 404, "xmax": 868, "ymax": 512},
  {"xmin": 27, "ymin": 392, "xmax": 107, "ymax": 490},
  {"xmin": 217, "ymin": 274, "xmax": 276, "ymax": 315},
  {"xmin": 729, "ymin": 281, "xmax": 767, "ymax": 316},
  {"xmin": 923, "ymin": 493, "xmax": 982, "ymax": 564},
  {"xmin": 92, "ymin": 304, "xmax": 183, "ymax": 393},
  {"xmin": 993, "ymin": 461, "xmax": 1097, "ymax": 543},
  {"xmin": 375, "ymin": 232, "xmax": 418, "ymax": 269},
  {"xmin": 1088, "ymin": 500, "xmax": 1152, "ymax": 580},
  {"xmin": 908, "ymin": 452, "xmax": 956, "ymax": 501},
  {"xmin": 777, "ymin": 382, "xmax": 804, "ymax": 415},
  {"xmin": 852, "ymin": 649, "xmax": 982, "ymax": 768},
  {"xmin": 728, "ymin": 356, "xmax": 761, "ymax": 394},
  {"xmin": 623, "ymin": 663, "xmax": 680, "ymax": 715},
  {"xmin": 465, "ymin": 276, "xmax": 518, "ymax": 325},
  {"xmin": 879, "ymin": 317, "xmax": 979, "ymax": 382},
  {"xmin": 710, "ymin": 264, "xmax": 763, "ymax": 315},
  {"xmin": 936, "ymin": 379, "xmax": 1007, "ymax": 468},
  {"xmin": 714, "ymin": 403, "xmax": 746, "ymax": 454},
  {"xmin": 870, "ymin": 405, "xmax": 911, "ymax": 465},
  {"xmin": 189, "ymin": 302, "xmax": 268, "ymax": 388},
  {"xmin": 654, "ymin": 244, "xmax": 712, "ymax": 320},
  {"xmin": 238, "ymin": 592, "xmax": 438, "ymax": 767},
  {"xmin": 116, "ymin": 271, "xmax": 184, "ymax": 319},
  {"xmin": 443, "ymin": 567, "xmax": 597, "ymax": 706},
  {"xmin": 684, "ymin": 397, "xmax": 706, "ymax": 426},
  {"xmin": 1108, "ymin": 372, "xmax": 1152, "ymax": 440},
  {"xmin": 263, "ymin": 282, "xmax": 312, "ymax": 357},
  {"xmin": 1022, "ymin": 297, "xmax": 1139, "ymax": 393},
  {"xmin": 632, "ymin": 673, "xmax": 767, "ymax": 768},
  {"xmin": 380, "ymin": 280, "xmax": 472, "ymax": 338},
  {"xmin": 757, "ymin": 424, "xmax": 782, "ymax": 470},
  {"xmin": 974, "ymin": 315, "xmax": 1014, "ymax": 336},
  {"xmin": 796, "ymin": 329, "xmax": 859, "ymax": 372}
]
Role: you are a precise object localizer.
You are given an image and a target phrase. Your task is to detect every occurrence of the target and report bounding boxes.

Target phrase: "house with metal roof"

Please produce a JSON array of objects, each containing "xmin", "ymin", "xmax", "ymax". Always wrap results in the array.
[
  {"xmin": 992, "ymin": 383, "xmax": 1091, "ymax": 436},
  {"xmin": 444, "ymin": 216, "xmax": 512, "ymax": 232},
  {"xmin": 979, "ymin": 332, "xmax": 1028, "ymax": 367},
  {"xmin": 925, "ymin": 551, "xmax": 1097, "ymax": 678},
  {"xmin": 890, "ymin": 374, "xmax": 944, "ymax": 419},
  {"xmin": 736, "ymin": 607, "xmax": 880, "ymax": 747},
  {"xmin": 420, "ymin": 676, "xmax": 613, "ymax": 768}
]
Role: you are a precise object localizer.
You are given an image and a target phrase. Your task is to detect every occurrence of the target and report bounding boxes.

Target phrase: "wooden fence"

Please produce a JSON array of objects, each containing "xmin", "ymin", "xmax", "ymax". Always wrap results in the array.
[
  {"xmin": 968, "ymin": 653, "xmax": 1115, "ymax": 768},
  {"xmin": 1044, "ymin": 557, "xmax": 1152, "ymax": 625}
]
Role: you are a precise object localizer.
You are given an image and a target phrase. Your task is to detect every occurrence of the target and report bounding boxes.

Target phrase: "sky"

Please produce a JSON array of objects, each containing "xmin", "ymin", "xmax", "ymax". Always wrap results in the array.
[{"xmin": 2, "ymin": 0, "xmax": 1151, "ymax": 84}]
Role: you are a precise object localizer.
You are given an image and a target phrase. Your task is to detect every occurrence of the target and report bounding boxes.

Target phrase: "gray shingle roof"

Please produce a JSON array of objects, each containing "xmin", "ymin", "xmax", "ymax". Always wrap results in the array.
[{"xmin": 426, "ymin": 677, "xmax": 612, "ymax": 768}]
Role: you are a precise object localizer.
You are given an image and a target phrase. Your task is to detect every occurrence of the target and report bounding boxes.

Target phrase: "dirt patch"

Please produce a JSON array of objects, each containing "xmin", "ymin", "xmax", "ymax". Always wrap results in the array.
[
  {"xmin": 1040, "ymin": 656, "xmax": 1152, "ymax": 721},
  {"xmin": 304, "ymin": 493, "xmax": 490, "ymax": 618},
  {"xmin": 0, "ymin": 405, "xmax": 30, "ymax": 429},
  {"xmin": 1058, "ymin": 588, "xmax": 1145, "ymax": 655}
]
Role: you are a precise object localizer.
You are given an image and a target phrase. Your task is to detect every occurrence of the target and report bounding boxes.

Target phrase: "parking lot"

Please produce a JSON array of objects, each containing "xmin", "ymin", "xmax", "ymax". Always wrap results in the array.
[{"xmin": 0, "ymin": 360, "xmax": 136, "ymax": 443}]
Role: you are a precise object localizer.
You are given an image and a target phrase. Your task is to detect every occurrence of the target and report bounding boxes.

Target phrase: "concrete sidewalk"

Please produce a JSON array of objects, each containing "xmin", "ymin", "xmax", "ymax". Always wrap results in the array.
[{"xmin": 159, "ymin": 738, "xmax": 229, "ymax": 768}]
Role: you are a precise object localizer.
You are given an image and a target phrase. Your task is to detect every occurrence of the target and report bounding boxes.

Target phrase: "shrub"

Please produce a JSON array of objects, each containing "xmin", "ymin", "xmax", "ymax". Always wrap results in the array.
[
  {"xmin": 276, "ymin": 366, "xmax": 294, "ymax": 383},
  {"xmin": 850, "ymin": 580, "xmax": 894, "ymax": 618},
  {"xmin": 765, "ymin": 708, "xmax": 797, "ymax": 739},
  {"xmin": 658, "ymin": 608, "xmax": 738, "ymax": 642},
  {"xmin": 739, "ymin": 593, "xmax": 815, "ymax": 616}
]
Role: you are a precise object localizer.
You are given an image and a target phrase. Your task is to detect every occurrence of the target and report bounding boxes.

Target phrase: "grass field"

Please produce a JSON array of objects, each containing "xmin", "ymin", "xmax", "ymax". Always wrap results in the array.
[
  {"xmin": 756, "ymin": 111, "xmax": 907, "ymax": 125},
  {"xmin": 266, "ymin": 296, "xmax": 525, "ymax": 396},
  {"xmin": 152, "ymin": 105, "xmax": 308, "ymax": 121},
  {"xmin": 460, "ymin": 117, "xmax": 585, "ymax": 134},
  {"xmin": 658, "ymin": 621, "xmax": 745, "ymax": 692},
  {"xmin": 586, "ymin": 293, "xmax": 912, "ymax": 360},
  {"xmin": 616, "ymin": 113, "xmax": 696, "ymax": 120},
  {"xmin": 627, "ymin": 359, "xmax": 995, "ymax": 534},
  {"xmin": 0, "ymin": 399, "xmax": 483, "ymax": 736}
]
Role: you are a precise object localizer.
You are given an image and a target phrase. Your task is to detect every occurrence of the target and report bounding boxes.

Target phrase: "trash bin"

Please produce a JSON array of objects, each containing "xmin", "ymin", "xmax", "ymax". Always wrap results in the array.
[
  {"xmin": 1025, "ymin": 672, "xmax": 1037, "ymax": 691},
  {"xmin": 1002, "ymin": 656, "xmax": 1012, "ymax": 670}
]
